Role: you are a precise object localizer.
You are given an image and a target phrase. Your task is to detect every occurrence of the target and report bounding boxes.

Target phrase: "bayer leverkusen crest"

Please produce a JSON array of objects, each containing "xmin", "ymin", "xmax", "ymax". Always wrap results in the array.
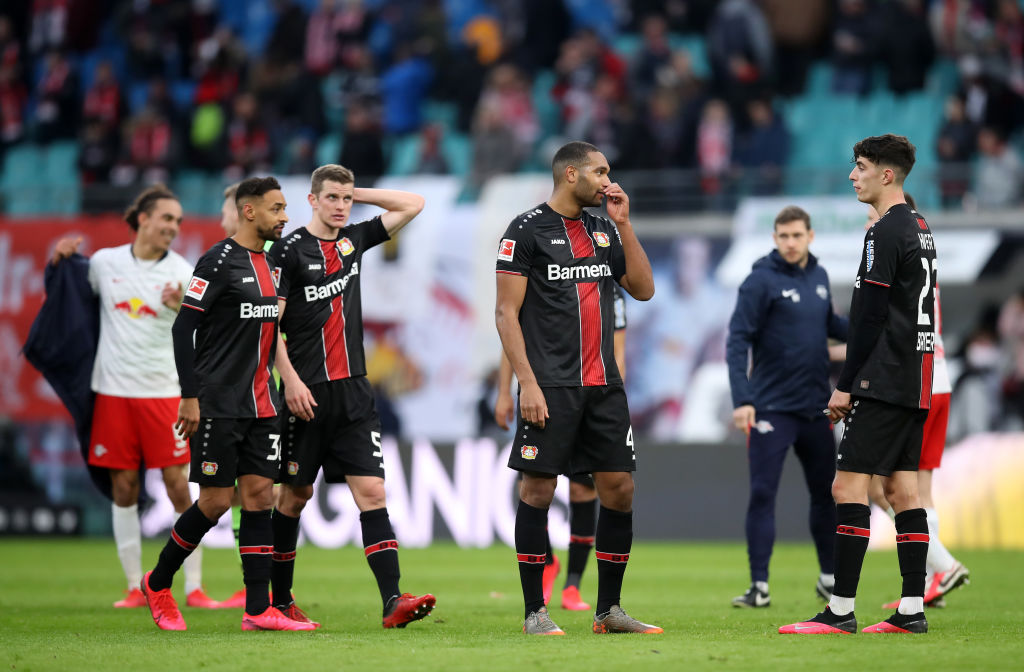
[
  {"xmin": 593, "ymin": 231, "xmax": 610, "ymax": 247},
  {"xmin": 287, "ymin": 461, "xmax": 299, "ymax": 476},
  {"xmin": 201, "ymin": 461, "xmax": 218, "ymax": 476},
  {"xmin": 338, "ymin": 238, "xmax": 355, "ymax": 256},
  {"xmin": 521, "ymin": 445, "xmax": 538, "ymax": 460}
]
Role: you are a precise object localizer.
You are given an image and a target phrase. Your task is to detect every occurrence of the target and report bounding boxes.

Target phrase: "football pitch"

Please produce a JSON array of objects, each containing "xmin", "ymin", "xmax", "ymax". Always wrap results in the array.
[{"xmin": 2, "ymin": 540, "xmax": 1021, "ymax": 671}]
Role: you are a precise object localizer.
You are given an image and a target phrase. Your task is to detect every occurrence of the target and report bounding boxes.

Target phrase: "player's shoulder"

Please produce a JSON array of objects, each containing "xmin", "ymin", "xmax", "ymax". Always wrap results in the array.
[
  {"xmin": 506, "ymin": 203, "xmax": 553, "ymax": 229},
  {"xmin": 91, "ymin": 243, "xmax": 129, "ymax": 264},
  {"xmin": 268, "ymin": 228, "xmax": 305, "ymax": 257}
]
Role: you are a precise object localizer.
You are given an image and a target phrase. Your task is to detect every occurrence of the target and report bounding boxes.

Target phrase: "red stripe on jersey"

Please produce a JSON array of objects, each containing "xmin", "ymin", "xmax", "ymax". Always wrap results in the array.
[
  {"xmin": 562, "ymin": 218, "xmax": 596, "ymax": 258},
  {"xmin": 576, "ymin": 282, "xmax": 606, "ymax": 386},
  {"xmin": 182, "ymin": 303, "xmax": 204, "ymax": 312},
  {"xmin": 837, "ymin": 525, "xmax": 870, "ymax": 538},
  {"xmin": 917, "ymin": 217, "xmax": 928, "ymax": 230},
  {"xmin": 239, "ymin": 545, "xmax": 273, "ymax": 555},
  {"xmin": 516, "ymin": 553, "xmax": 546, "ymax": 564},
  {"xmin": 864, "ymin": 279, "xmax": 890, "ymax": 288},
  {"xmin": 896, "ymin": 533, "xmax": 930, "ymax": 543},
  {"xmin": 319, "ymin": 241, "xmax": 351, "ymax": 380},
  {"xmin": 595, "ymin": 551, "xmax": 630, "ymax": 563},
  {"xmin": 248, "ymin": 252, "xmax": 277, "ymax": 418},
  {"xmin": 496, "ymin": 269, "xmax": 522, "ymax": 275},
  {"xmin": 919, "ymin": 352, "xmax": 934, "ymax": 409},
  {"xmin": 171, "ymin": 529, "xmax": 197, "ymax": 551},
  {"xmin": 364, "ymin": 540, "xmax": 399, "ymax": 556}
]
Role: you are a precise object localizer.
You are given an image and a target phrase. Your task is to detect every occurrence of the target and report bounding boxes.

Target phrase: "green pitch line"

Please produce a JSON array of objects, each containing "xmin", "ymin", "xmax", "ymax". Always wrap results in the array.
[{"xmin": 0, "ymin": 541, "xmax": 1020, "ymax": 671}]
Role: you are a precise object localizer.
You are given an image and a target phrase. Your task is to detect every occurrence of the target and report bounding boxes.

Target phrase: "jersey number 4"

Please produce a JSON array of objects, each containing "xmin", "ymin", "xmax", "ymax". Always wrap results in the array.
[{"xmin": 917, "ymin": 257, "xmax": 937, "ymax": 326}]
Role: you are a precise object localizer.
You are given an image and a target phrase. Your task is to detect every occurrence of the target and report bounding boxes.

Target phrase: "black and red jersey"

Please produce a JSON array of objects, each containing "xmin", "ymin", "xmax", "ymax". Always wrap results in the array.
[
  {"xmin": 180, "ymin": 239, "xmax": 280, "ymax": 418},
  {"xmin": 849, "ymin": 203, "xmax": 937, "ymax": 409},
  {"xmin": 266, "ymin": 217, "xmax": 389, "ymax": 384},
  {"xmin": 496, "ymin": 203, "xmax": 627, "ymax": 388}
]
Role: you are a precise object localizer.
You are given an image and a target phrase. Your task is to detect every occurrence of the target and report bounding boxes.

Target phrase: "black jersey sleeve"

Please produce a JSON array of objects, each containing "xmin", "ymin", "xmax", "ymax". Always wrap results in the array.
[
  {"xmin": 862, "ymin": 224, "xmax": 902, "ymax": 289},
  {"xmin": 836, "ymin": 282, "xmax": 889, "ymax": 393},
  {"xmin": 265, "ymin": 241, "xmax": 289, "ymax": 300},
  {"xmin": 181, "ymin": 251, "xmax": 227, "ymax": 312},
  {"xmin": 171, "ymin": 303, "xmax": 202, "ymax": 397},
  {"xmin": 495, "ymin": 219, "xmax": 535, "ymax": 276},
  {"xmin": 607, "ymin": 221, "xmax": 627, "ymax": 281},
  {"xmin": 353, "ymin": 215, "xmax": 390, "ymax": 249}
]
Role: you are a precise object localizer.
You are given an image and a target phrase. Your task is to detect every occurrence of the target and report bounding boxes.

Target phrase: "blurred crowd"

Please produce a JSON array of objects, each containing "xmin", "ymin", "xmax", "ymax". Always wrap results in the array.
[{"xmin": 0, "ymin": 0, "xmax": 1022, "ymax": 208}]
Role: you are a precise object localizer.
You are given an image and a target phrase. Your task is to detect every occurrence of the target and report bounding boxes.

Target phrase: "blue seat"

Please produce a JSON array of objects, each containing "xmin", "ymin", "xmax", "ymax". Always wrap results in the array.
[
  {"xmin": 316, "ymin": 133, "xmax": 342, "ymax": 166},
  {"xmin": 387, "ymin": 135, "xmax": 421, "ymax": 176}
]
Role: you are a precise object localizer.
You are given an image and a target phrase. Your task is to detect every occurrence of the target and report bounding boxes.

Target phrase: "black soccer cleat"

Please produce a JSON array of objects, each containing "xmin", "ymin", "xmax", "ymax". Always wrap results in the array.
[
  {"xmin": 863, "ymin": 611, "xmax": 928, "ymax": 634},
  {"xmin": 732, "ymin": 584, "xmax": 770, "ymax": 608}
]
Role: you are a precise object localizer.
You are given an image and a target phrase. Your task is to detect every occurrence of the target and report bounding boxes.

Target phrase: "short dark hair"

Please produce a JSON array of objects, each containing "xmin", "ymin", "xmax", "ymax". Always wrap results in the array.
[
  {"xmin": 852, "ymin": 134, "xmax": 916, "ymax": 181},
  {"xmin": 123, "ymin": 184, "xmax": 178, "ymax": 231},
  {"xmin": 552, "ymin": 141, "xmax": 600, "ymax": 183},
  {"xmin": 774, "ymin": 205, "xmax": 811, "ymax": 230},
  {"xmin": 235, "ymin": 176, "xmax": 282, "ymax": 205}
]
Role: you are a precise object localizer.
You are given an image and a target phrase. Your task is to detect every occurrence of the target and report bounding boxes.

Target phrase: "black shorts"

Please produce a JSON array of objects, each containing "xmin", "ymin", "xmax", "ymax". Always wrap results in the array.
[
  {"xmin": 837, "ymin": 396, "xmax": 928, "ymax": 476},
  {"xmin": 508, "ymin": 385, "xmax": 635, "ymax": 476},
  {"xmin": 281, "ymin": 376, "xmax": 384, "ymax": 486},
  {"xmin": 190, "ymin": 416, "xmax": 282, "ymax": 488}
]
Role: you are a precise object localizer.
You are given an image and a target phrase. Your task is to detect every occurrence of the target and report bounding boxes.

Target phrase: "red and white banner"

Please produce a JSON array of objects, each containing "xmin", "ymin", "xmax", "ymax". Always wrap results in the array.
[{"xmin": 0, "ymin": 216, "xmax": 224, "ymax": 421}]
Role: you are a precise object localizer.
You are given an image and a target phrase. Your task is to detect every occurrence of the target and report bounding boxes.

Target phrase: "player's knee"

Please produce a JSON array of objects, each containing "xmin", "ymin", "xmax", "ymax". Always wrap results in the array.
[
  {"xmin": 519, "ymin": 474, "xmax": 557, "ymax": 508},
  {"xmin": 197, "ymin": 493, "xmax": 231, "ymax": 520},
  {"xmin": 279, "ymin": 485, "xmax": 312, "ymax": 516},
  {"xmin": 110, "ymin": 471, "xmax": 140, "ymax": 506},
  {"xmin": 599, "ymin": 475, "xmax": 634, "ymax": 511}
]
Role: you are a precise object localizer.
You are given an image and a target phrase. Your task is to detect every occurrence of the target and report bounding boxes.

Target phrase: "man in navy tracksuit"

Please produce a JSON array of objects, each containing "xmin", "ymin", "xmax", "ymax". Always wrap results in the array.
[{"xmin": 726, "ymin": 205, "xmax": 849, "ymax": 608}]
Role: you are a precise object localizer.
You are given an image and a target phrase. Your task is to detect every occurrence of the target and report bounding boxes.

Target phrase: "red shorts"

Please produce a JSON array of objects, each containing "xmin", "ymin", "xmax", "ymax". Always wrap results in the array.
[
  {"xmin": 919, "ymin": 392, "xmax": 950, "ymax": 470},
  {"xmin": 87, "ymin": 394, "xmax": 189, "ymax": 470}
]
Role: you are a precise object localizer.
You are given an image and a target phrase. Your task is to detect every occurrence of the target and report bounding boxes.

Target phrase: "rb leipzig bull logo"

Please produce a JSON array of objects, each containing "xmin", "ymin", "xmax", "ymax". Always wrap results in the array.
[{"xmin": 113, "ymin": 297, "xmax": 159, "ymax": 319}]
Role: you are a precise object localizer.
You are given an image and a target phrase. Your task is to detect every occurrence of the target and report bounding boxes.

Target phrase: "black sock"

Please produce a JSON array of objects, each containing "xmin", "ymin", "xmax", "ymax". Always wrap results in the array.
[
  {"xmin": 566, "ymin": 499, "xmax": 596, "ymax": 589},
  {"xmin": 150, "ymin": 503, "xmax": 215, "ymax": 591},
  {"xmin": 361, "ymin": 507, "xmax": 401, "ymax": 608},
  {"xmin": 544, "ymin": 532, "xmax": 554, "ymax": 566},
  {"xmin": 595, "ymin": 506, "xmax": 632, "ymax": 616},
  {"xmin": 833, "ymin": 503, "xmax": 871, "ymax": 599},
  {"xmin": 515, "ymin": 500, "xmax": 548, "ymax": 618},
  {"xmin": 240, "ymin": 509, "xmax": 273, "ymax": 615},
  {"xmin": 894, "ymin": 508, "xmax": 929, "ymax": 599},
  {"xmin": 271, "ymin": 509, "xmax": 301, "ymax": 606}
]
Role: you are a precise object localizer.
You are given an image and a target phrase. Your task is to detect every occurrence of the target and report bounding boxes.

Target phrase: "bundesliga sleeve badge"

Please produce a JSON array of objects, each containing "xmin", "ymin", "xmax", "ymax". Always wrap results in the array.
[
  {"xmin": 185, "ymin": 276, "xmax": 209, "ymax": 301},
  {"xmin": 593, "ymin": 231, "xmax": 610, "ymax": 247},
  {"xmin": 498, "ymin": 238, "xmax": 516, "ymax": 262}
]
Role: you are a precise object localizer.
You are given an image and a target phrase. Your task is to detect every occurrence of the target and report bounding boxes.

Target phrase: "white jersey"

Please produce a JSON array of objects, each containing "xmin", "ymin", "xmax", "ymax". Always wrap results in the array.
[
  {"xmin": 88, "ymin": 244, "xmax": 194, "ymax": 397},
  {"xmin": 932, "ymin": 286, "xmax": 952, "ymax": 395}
]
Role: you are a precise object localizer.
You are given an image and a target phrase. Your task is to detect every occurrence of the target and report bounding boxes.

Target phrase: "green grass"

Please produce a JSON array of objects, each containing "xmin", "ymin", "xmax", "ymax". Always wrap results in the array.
[{"xmin": 1, "ymin": 540, "xmax": 1021, "ymax": 671}]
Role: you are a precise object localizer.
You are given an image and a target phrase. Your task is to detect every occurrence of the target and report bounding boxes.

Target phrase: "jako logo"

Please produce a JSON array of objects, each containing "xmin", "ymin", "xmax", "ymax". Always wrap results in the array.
[
  {"xmin": 550, "ymin": 239, "xmax": 566, "ymax": 245},
  {"xmin": 239, "ymin": 303, "xmax": 279, "ymax": 319},
  {"xmin": 547, "ymin": 263, "xmax": 612, "ymax": 281}
]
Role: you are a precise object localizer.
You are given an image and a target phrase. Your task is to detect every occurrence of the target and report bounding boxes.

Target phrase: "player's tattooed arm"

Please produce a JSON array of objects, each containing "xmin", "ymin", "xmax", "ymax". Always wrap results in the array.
[
  {"xmin": 496, "ymin": 272, "xmax": 548, "ymax": 428},
  {"xmin": 353, "ymin": 188, "xmax": 426, "ymax": 236},
  {"xmin": 494, "ymin": 351, "xmax": 516, "ymax": 430},
  {"xmin": 274, "ymin": 299, "xmax": 317, "ymax": 421},
  {"xmin": 603, "ymin": 183, "xmax": 654, "ymax": 301}
]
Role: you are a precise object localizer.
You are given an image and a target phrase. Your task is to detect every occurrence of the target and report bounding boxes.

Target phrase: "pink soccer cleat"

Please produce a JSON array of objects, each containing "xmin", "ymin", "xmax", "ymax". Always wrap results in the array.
[
  {"xmin": 382, "ymin": 593, "xmax": 436, "ymax": 628},
  {"xmin": 779, "ymin": 608, "xmax": 856, "ymax": 634},
  {"xmin": 141, "ymin": 571, "xmax": 187, "ymax": 631},
  {"xmin": 241, "ymin": 606, "xmax": 318, "ymax": 631},
  {"xmin": 113, "ymin": 588, "xmax": 148, "ymax": 608}
]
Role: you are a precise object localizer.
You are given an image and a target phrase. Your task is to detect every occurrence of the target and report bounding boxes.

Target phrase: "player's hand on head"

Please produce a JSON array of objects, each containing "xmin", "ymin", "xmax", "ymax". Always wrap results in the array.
[
  {"xmin": 826, "ymin": 389, "xmax": 853, "ymax": 423},
  {"xmin": 602, "ymin": 183, "xmax": 630, "ymax": 224},
  {"xmin": 519, "ymin": 382, "xmax": 548, "ymax": 429},
  {"xmin": 494, "ymin": 391, "xmax": 515, "ymax": 430},
  {"xmin": 733, "ymin": 404, "xmax": 756, "ymax": 436},
  {"xmin": 161, "ymin": 282, "xmax": 184, "ymax": 310},
  {"xmin": 51, "ymin": 236, "xmax": 82, "ymax": 265},
  {"xmin": 175, "ymin": 397, "xmax": 200, "ymax": 438},
  {"xmin": 285, "ymin": 378, "xmax": 317, "ymax": 421}
]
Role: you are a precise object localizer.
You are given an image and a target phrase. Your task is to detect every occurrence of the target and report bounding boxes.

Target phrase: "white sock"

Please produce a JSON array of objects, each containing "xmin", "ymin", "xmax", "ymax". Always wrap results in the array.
[
  {"xmin": 755, "ymin": 581, "xmax": 769, "ymax": 593},
  {"xmin": 828, "ymin": 595, "xmax": 855, "ymax": 616},
  {"xmin": 819, "ymin": 573, "xmax": 835, "ymax": 588},
  {"xmin": 898, "ymin": 596, "xmax": 924, "ymax": 614},
  {"xmin": 112, "ymin": 503, "xmax": 142, "ymax": 590},
  {"xmin": 177, "ymin": 510, "xmax": 203, "ymax": 595},
  {"xmin": 925, "ymin": 508, "xmax": 956, "ymax": 573}
]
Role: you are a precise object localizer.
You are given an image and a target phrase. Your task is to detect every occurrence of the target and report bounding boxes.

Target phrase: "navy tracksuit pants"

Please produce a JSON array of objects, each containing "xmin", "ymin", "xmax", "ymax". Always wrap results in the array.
[{"xmin": 745, "ymin": 412, "xmax": 836, "ymax": 583}]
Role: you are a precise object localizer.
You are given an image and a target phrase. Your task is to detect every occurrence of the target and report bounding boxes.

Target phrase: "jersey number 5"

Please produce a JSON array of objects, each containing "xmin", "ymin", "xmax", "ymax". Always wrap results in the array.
[{"xmin": 917, "ymin": 257, "xmax": 937, "ymax": 326}]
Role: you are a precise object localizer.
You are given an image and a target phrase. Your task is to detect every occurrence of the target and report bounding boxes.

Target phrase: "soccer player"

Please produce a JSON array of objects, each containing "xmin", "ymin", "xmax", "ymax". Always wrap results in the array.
[
  {"xmin": 50, "ymin": 185, "xmax": 218, "ymax": 610},
  {"xmin": 220, "ymin": 182, "xmax": 240, "ymax": 237},
  {"xmin": 495, "ymin": 140, "xmax": 659, "ymax": 635},
  {"xmin": 726, "ymin": 205, "xmax": 848, "ymax": 608},
  {"xmin": 493, "ymin": 285, "xmax": 627, "ymax": 611},
  {"xmin": 780, "ymin": 134, "xmax": 936, "ymax": 635},
  {"xmin": 140, "ymin": 176, "xmax": 315, "ymax": 632},
  {"xmin": 266, "ymin": 164, "xmax": 436, "ymax": 629},
  {"xmin": 861, "ymin": 200, "xmax": 970, "ymax": 609}
]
